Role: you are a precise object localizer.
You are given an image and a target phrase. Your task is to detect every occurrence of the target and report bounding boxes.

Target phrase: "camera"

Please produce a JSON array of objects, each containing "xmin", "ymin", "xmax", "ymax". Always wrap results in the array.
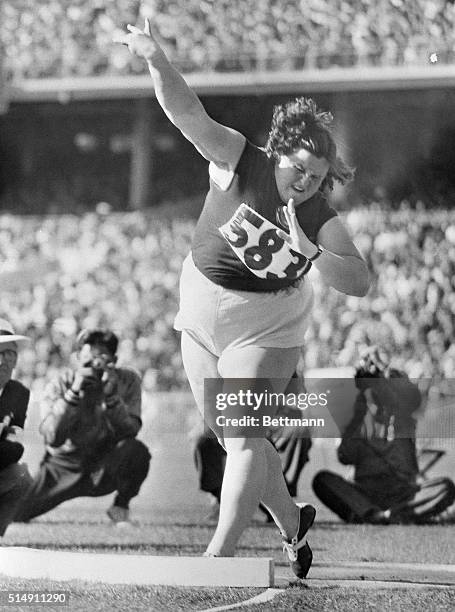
[
  {"xmin": 354, "ymin": 354, "xmax": 386, "ymax": 391},
  {"xmin": 355, "ymin": 363, "xmax": 384, "ymax": 380},
  {"xmin": 93, "ymin": 366, "xmax": 104, "ymax": 380},
  {"xmin": 80, "ymin": 360, "xmax": 104, "ymax": 386},
  {"xmin": 84, "ymin": 357, "xmax": 111, "ymax": 378}
]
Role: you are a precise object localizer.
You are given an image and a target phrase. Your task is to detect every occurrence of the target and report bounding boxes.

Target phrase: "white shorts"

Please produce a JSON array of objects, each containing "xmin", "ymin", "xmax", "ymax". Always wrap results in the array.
[{"xmin": 174, "ymin": 254, "xmax": 314, "ymax": 356}]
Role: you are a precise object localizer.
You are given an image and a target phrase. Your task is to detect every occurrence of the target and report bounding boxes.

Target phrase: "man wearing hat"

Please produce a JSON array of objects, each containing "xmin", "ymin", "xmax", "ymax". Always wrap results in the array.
[
  {"xmin": 0, "ymin": 318, "xmax": 33, "ymax": 536},
  {"xmin": 17, "ymin": 329, "xmax": 151, "ymax": 525}
]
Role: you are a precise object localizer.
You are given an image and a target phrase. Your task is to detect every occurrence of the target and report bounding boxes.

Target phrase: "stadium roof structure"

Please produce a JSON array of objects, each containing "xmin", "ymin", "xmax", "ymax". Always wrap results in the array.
[{"xmin": 8, "ymin": 63, "xmax": 455, "ymax": 103}]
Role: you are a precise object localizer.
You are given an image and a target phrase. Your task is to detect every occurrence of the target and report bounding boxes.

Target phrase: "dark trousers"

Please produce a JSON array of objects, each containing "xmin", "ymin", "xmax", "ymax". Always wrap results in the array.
[
  {"xmin": 313, "ymin": 470, "xmax": 382, "ymax": 522},
  {"xmin": 270, "ymin": 433, "xmax": 312, "ymax": 498},
  {"xmin": 313, "ymin": 470, "xmax": 455, "ymax": 524},
  {"xmin": 16, "ymin": 439, "xmax": 151, "ymax": 521},
  {"xmin": 0, "ymin": 463, "xmax": 33, "ymax": 535},
  {"xmin": 193, "ymin": 432, "xmax": 225, "ymax": 501}
]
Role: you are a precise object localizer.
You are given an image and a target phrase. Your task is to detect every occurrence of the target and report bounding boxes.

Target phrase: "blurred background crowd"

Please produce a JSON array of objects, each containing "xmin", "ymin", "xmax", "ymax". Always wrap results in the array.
[
  {"xmin": 1, "ymin": 202, "xmax": 453, "ymax": 395},
  {"xmin": 3, "ymin": 0, "xmax": 455, "ymax": 79}
]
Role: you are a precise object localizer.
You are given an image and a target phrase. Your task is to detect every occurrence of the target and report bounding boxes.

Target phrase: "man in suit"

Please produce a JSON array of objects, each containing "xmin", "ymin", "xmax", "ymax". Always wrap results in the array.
[{"xmin": 0, "ymin": 318, "xmax": 33, "ymax": 536}]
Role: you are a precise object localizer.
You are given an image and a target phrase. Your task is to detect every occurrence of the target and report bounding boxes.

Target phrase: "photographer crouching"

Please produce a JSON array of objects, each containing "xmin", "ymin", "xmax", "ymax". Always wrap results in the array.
[
  {"xmin": 16, "ymin": 329, "xmax": 151, "ymax": 526},
  {"xmin": 313, "ymin": 347, "xmax": 455, "ymax": 524}
]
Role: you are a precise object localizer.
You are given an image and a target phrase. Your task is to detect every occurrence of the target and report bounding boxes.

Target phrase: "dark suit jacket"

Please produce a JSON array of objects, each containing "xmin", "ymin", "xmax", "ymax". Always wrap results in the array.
[{"xmin": 0, "ymin": 379, "xmax": 30, "ymax": 470}]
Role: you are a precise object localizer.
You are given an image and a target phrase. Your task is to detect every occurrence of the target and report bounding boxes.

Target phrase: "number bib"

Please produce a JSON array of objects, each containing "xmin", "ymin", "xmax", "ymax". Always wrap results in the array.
[{"xmin": 219, "ymin": 203, "xmax": 311, "ymax": 280}]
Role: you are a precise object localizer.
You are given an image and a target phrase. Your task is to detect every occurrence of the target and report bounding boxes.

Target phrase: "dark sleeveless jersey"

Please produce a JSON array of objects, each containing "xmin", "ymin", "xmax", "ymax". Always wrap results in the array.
[{"xmin": 192, "ymin": 141, "xmax": 338, "ymax": 292}]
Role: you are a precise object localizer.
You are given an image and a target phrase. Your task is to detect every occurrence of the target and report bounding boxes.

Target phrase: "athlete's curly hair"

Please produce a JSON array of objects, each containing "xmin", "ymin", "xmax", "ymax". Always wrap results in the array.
[{"xmin": 265, "ymin": 97, "xmax": 355, "ymax": 191}]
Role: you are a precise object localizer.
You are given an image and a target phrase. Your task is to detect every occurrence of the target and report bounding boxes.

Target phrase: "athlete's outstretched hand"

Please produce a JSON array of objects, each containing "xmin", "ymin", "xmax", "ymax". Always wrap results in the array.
[
  {"xmin": 114, "ymin": 18, "xmax": 165, "ymax": 63},
  {"xmin": 277, "ymin": 199, "xmax": 319, "ymax": 259}
]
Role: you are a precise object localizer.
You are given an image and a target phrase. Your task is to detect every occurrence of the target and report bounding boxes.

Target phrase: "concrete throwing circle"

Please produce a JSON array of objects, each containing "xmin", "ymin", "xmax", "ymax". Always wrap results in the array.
[
  {"xmin": 0, "ymin": 547, "xmax": 273, "ymax": 587},
  {"xmin": 1, "ymin": 547, "xmax": 454, "ymax": 589}
]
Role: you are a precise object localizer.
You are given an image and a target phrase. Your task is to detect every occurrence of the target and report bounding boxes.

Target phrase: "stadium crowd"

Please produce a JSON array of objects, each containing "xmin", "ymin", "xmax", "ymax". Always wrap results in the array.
[
  {"xmin": 0, "ymin": 202, "xmax": 454, "ymax": 394},
  {"xmin": 3, "ymin": 0, "xmax": 455, "ymax": 79},
  {"xmin": 307, "ymin": 204, "xmax": 455, "ymax": 388},
  {"xmin": 0, "ymin": 209, "xmax": 192, "ymax": 393}
]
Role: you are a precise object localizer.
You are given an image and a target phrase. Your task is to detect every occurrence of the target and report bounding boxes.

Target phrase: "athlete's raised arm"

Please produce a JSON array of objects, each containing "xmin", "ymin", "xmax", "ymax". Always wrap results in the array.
[{"xmin": 115, "ymin": 19, "xmax": 245, "ymax": 171}]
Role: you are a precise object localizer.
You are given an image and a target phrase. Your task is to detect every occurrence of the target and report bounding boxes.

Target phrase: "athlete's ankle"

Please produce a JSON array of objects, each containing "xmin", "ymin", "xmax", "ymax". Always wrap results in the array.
[{"xmin": 280, "ymin": 504, "xmax": 300, "ymax": 540}]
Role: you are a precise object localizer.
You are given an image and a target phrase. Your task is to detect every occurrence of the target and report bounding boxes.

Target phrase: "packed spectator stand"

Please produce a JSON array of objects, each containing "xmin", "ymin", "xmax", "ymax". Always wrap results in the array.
[
  {"xmin": 3, "ymin": 0, "xmax": 455, "ymax": 79},
  {"xmin": 0, "ymin": 203, "xmax": 453, "ymax": 394}
]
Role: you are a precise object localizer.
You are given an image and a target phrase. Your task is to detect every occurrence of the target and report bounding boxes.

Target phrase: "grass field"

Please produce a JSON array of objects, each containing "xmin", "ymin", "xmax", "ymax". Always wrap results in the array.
[
  {"xmin": 3, "ymin": 511, "xmax": 455, "ymax": 564},
  {"xmin": 2, "ymin": 516, "xmax": 455, "ymax": 611},
  {"xmin": 2, "ymin": 518, "xmax": 455, "ymax": 611},
  {"xmin": 1, "ymin": 393, "xmax": 454, "ymax": 611},
  {"xmin": 0, "ymin": 576, "xmax": 454, "ymax": 612}
]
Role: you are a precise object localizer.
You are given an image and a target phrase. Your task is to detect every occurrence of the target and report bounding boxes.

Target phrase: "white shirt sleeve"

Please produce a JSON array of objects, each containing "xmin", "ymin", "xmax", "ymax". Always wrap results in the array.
[{"xmin": 208, "ymin": 161, "xmax": 235, "ymax": 191}]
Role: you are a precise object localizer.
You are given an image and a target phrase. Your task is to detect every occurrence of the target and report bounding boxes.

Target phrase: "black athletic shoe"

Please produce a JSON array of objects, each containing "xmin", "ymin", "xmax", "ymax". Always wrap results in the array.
[{"xmin": 282, "ymin": 503, "xmax": 316, "ymax": 579}]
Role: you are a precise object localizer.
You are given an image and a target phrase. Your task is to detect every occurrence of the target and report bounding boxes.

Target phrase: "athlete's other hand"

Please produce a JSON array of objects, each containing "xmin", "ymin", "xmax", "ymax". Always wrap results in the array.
[
  {"xmin": 113, "ymin": 18, "xmax": 164, "ymax": 63},
  {"xmin": 276, "ymin": 199, "xmax": 319, "ymax": 259}
]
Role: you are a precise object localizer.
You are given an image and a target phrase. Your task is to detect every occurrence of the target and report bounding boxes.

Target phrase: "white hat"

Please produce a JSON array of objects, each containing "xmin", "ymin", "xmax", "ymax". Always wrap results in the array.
[{"xmin": 0, "ymin": 319, "xmax": 30, "ymax": 346}]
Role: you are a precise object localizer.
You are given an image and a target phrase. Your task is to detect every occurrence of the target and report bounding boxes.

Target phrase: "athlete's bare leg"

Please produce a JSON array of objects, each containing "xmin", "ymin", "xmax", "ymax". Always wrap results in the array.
[
  {"xmin": 205, "ymin": 345, "xmax": 301, "ymax": 556},
  {"xmin": 181, "ymin": 331, "xmax": 223, "ymax": 441},
  {"xmin": 182, "ymin": 334, "xmax": 303, "ymax": 556}
]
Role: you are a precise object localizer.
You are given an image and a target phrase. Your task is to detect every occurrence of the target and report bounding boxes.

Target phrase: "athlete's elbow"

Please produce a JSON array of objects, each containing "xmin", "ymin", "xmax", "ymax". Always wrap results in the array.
[
  {"xmin": 350, "ymin": 266, "xmax": 370, "ymax": 297},
  {"xmin": 338, "ymin": 265, "xmax": 370, "ymax": 297}
]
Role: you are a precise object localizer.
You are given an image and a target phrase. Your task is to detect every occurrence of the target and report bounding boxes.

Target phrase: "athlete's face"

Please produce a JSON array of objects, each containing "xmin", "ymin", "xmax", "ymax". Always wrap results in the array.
[{"xmin": 274, "ymin": 148, "xmax": 330, "ymax": 205}]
